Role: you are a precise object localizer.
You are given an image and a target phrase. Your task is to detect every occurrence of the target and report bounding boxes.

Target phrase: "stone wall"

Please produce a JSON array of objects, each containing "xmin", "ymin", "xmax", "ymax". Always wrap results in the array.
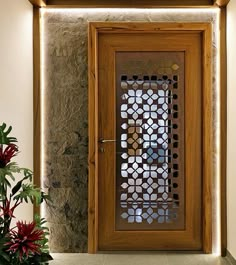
[{"xmin": 42, "ymin": 9, "xmax": 218, "ymax": 252}]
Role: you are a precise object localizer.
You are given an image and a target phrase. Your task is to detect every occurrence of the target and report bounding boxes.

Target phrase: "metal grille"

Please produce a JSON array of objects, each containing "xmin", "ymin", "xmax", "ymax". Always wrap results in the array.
[{"xmin": 116, "ymin": 52, "xmax": 185, "ymax": 230}]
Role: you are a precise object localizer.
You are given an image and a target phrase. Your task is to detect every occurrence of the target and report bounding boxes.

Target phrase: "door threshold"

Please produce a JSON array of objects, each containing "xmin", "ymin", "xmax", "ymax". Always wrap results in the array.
[{"xmin": 97, "ymin": 250, "xmax": 205, "ymax": 255}]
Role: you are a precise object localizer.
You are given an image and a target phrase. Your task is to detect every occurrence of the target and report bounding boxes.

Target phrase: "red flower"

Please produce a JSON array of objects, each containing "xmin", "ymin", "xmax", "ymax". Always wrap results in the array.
[
  {"xmin": 0, "ymin": 199, "xmax": 20, "ymax": 218},
  {"xmin": 0, "ymin": 144, "xmax": 18, "ymax": 168},
  {"xmin": 5, "ymin": 221, "xmax": 44, "ymax": 261}
]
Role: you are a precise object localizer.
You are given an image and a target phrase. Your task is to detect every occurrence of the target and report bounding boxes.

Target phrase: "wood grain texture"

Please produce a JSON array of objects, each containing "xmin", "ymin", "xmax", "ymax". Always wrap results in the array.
[
  {"xmin": 88, "ymin": 22, "xmax": 213, "ymax": 252},
  {"xmin": 33, "ymin": 7, "xmax": 41, "ymax": 216},
  {"xmin": 184, "ymin": 33, "xmax": 202, "ymax": 251},
  {"xmin": 219, "ymin": 7, "xmax": 227, "ymax": 257},
  {"xmin": 28, "ymin": 0, "xmax": 46, "ymax": 7},
  {"xmin": 214, "ymin": 0, "xmax": 230, "ymax": 7},
  {"xmin": 98, "ymin": 32, "xmax": 202, "ymax": 251},
  {"xmin": 46, "ymin": 0, "xmax": 214, "ymax": 7},
  {"xmin": 28, "ymin": 0, "xmax": 232, "ymax": 7},
  {"xmin": 115, "ymin": 51, "xmax": 185, "ymax": 231},
  {"xmin": 98, "ymin": 40, "xmax": 117, "ymax": 250},
  {"xmin": 92, "ymin": 22, "xmax": 212, "ymax": 33},
  {"xmin": 202, "ymin": 23, "xmax": 213, "ymax": 254},
  {"xmin": 88, "ymin": 23, "xmax": 98, "ymax": 254}
]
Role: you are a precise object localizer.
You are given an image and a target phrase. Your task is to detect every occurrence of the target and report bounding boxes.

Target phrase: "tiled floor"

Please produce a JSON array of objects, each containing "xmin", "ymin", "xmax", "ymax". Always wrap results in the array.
[{"xmin": 49, "ymin": 253, "xmax": 230, "ymax": 265}]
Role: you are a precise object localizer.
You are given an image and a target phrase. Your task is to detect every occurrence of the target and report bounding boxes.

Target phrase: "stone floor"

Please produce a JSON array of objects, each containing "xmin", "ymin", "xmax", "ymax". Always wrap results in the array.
[{"xmin": 49, "ymin": 253, "xmax": 230, "ymax": 265}]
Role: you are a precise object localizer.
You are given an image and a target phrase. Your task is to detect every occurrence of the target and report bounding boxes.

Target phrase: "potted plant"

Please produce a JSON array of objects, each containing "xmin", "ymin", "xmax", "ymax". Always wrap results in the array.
[{"xmin": 0, "ymin": 123, "xmax": 52, "ymax": 264}]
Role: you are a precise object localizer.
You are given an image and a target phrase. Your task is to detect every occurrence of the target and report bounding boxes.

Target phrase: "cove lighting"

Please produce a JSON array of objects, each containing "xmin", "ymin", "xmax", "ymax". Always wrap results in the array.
[
  {"xmin": 40, "ymin": 8, "xmax": 46, "ymax": 219},
  {"xmin": 215, "ymin": 9, "xmax": 221, "ymax": 255},
  {"xmin": 41, "ymin": 7, "xmax": 219, "ymax": 13}
]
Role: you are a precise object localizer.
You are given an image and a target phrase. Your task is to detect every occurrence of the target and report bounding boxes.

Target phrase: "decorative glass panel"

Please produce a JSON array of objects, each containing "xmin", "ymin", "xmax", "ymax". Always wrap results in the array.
[{"xmin": 116, "ymin": 52, "xmax": 185, "ymax": 230}]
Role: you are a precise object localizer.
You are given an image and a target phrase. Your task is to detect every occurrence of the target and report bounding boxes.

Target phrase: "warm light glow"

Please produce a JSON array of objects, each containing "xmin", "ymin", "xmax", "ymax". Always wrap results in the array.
[
  {"xmin": 40, "ymin": 10, "xmax": 46, "ymax": 218},
  {"xmin": 40, "ymin": 7, "xmax": 221, "ymax": 254},
  {"xmin": 41, "ymin": 7, "xmax": 219, "ymax": 14},
  {"xmin": 214, "ymin": 8, "xmax": 221, "ymax": 255}
]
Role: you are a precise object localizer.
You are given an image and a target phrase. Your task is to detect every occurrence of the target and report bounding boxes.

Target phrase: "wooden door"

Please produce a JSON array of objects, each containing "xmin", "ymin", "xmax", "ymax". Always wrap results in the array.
[{"xmin": 88, "ymin": 23, "xmax": 212, "ymax": 252}]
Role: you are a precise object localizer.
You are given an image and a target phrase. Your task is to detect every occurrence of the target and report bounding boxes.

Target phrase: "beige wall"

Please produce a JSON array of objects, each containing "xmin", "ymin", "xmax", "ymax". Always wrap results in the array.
[
  {"xmin": 0, "ymin": 0, "xmax": 33, "ymax": 223},
  {"xmin": 227, "ymin": 0, "xmax": 236, "ymax": 260},
  {"xmin": 0, "ymin": 0, "xmax": 234, "ymax": 256}
]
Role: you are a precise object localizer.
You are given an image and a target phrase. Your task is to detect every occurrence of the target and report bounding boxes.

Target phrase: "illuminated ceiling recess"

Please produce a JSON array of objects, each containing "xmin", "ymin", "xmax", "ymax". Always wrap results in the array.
[{"xmin": 28, "ymin": 0, "xmax": 230, "ymax": 8}]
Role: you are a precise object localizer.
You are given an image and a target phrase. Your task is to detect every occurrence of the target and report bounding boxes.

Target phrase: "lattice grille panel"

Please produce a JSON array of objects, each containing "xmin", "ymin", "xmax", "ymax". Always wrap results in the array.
[{"xmin": 116, "ymin": 52, "xmax": 185, "ymax": 230}]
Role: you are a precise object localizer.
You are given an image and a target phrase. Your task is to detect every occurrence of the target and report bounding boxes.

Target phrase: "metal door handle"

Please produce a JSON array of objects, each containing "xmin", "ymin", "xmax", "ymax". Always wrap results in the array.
[{"xmin": 99, "ymin": 138, "xmax": 116, "ymax": 143}]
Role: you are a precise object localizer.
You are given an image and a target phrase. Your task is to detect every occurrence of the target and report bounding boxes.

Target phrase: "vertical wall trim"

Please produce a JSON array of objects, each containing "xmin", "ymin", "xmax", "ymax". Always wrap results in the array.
[
  {"xmin": 33, "ymin": 6, "xmax": 41, "ymax": 216},
  {"xmin": 88, "ymin": 23, "xmax": 98, "ymax": 253},
  {"xmin": 220, "ymin": 6, "xmax": 227, "ymax": 257},
  {"xmin": 202, "ymin": 23, "xmax": 213, "ymax": 254}
]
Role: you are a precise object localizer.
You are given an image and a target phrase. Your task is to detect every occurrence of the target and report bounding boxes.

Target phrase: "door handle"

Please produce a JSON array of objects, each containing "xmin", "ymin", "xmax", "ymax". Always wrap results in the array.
[{"xmin": 99, "ymin": 138, "xmax": 116, "ymax": 143}]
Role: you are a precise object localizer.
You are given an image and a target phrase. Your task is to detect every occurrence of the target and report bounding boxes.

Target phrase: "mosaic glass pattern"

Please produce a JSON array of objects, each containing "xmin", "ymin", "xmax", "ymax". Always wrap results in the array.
[{"xmin": 116, "ymin": 52, "xmax": 185, "ymax": 230}]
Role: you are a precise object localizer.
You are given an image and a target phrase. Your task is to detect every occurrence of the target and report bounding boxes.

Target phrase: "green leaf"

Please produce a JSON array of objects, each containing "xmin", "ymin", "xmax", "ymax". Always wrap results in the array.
[
  {"xmin": 0, "ymin": 123, "xmax": 17, "ymax": 144},
  {"xmin": 1, "ymin": 162, "xmax": 32, "ymax": 177},
  {"xmin": 28, "ymin": 253, "xmax": 53, "ymax": 264},
  {"xmin": 0, "ymin": 255, "xmax": 10, "ymax": 265},
  {"xmin": 0, "ymin": 164, "xmax": 33, "ymax": 196},
  {"xmin": 11, "ymin": 175, "xmax": 29, "ymax": 196},
  {"xmin": 35, "ymin": 215, "xmax": 48, "ymax": 227},
  {"xmin": 0, "ymin": 237, "xmax": 10, "ymax": 265},
  {"xmin": 39, "ymin": 192, "xmax": 51, "ymax": 204},
  {"xmin": 13, "ymin": 184, "xmax": 42, "ymax": 204},
  {"xmin": 34, "ymin": 214, "xmax": 52, "ymax": 257}
]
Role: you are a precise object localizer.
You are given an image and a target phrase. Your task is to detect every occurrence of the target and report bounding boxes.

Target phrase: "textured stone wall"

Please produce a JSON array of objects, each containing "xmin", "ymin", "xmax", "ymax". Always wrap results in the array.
[{"xmin": 42, "ymin": 9, "xmax": 218, "ymax": 252}]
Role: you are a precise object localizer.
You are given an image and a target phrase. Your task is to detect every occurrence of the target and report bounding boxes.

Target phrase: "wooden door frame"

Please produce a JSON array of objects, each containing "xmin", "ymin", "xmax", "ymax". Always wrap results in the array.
[
  {"xmin": 88, "ymin": 22, "xmax": 213, "ymax": 254},
  {"xmin": 28, "ymin": 0, "xmax": 230, "ymax": 7}
]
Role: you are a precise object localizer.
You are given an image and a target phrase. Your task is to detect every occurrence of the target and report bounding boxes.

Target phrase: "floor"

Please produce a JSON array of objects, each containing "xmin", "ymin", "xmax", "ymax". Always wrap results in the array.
[{"xmin": 49, "ymin": 253, "xmax": 231, "ymax": 265}]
